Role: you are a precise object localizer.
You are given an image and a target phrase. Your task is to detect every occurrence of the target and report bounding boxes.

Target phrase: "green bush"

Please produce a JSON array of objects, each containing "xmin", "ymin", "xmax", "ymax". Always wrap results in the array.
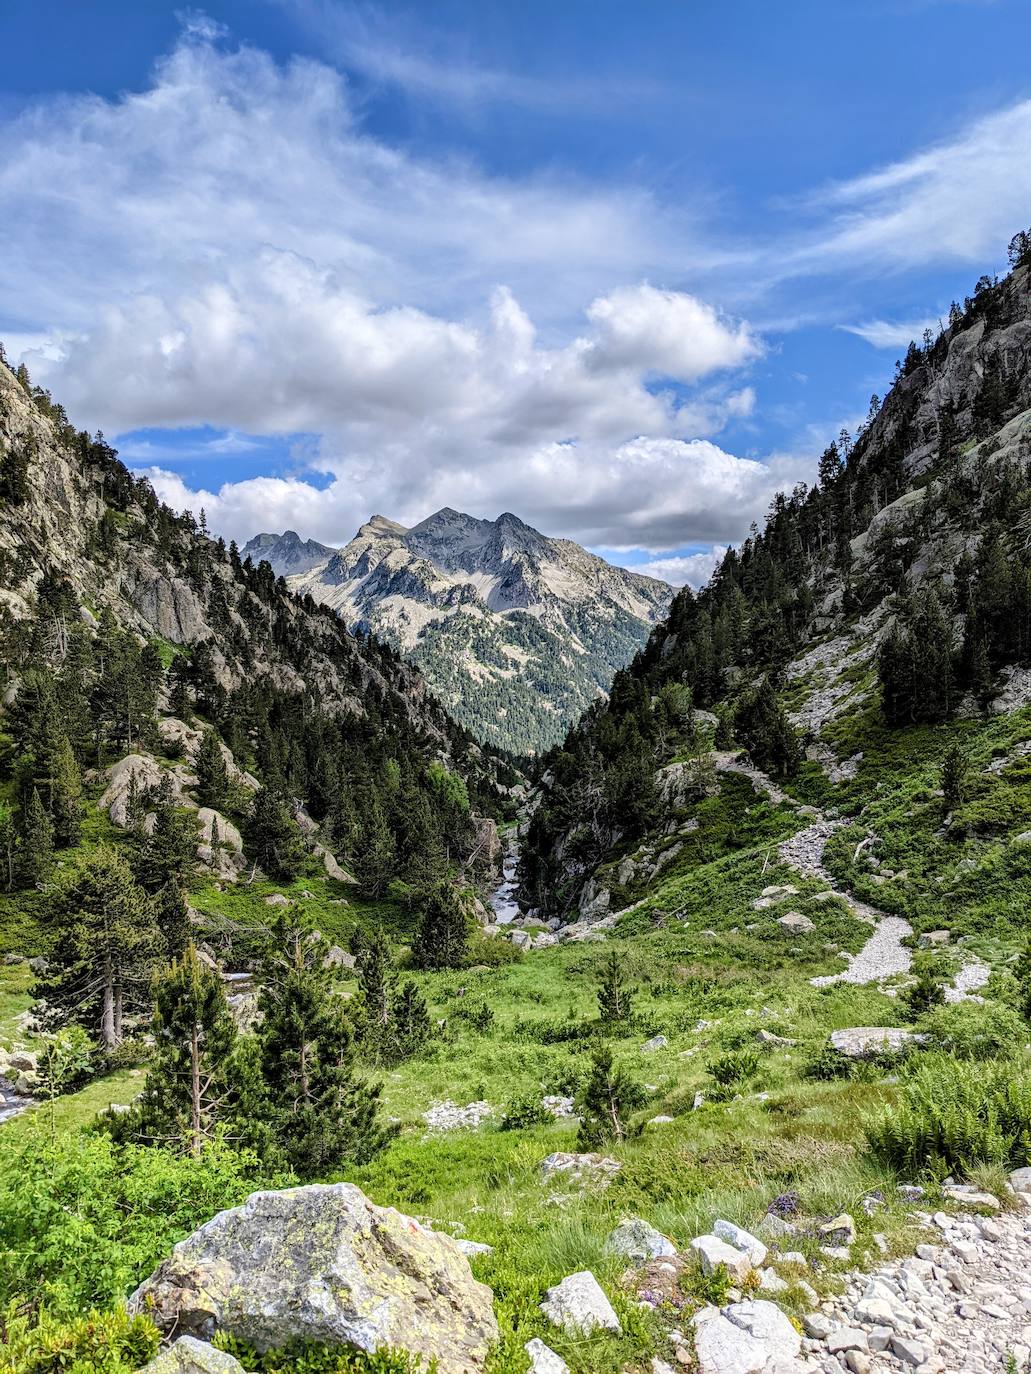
[
  {"xmin": 0, "ymin": 1303, "xmax": 159, "ymax": 1374},
  {"xmin": 498, "ymin": 1092, "xmax": 551, "ymax": 1131},
  {"xmin": 707, "ymin": 1048, "xmax": 760, "ymax": 1100},
  {"xmin": 0, "ymin": 1128, "xmax": 287, "ymax": 1314},
  {"xmin": 917, "ymin": 1001, "xmax": 1026, "ymax": 1060},
  {"xmin": 867, "ymin": 1053, "xmax": 1031, "ymax": 1175},
  {"xmin": 215, "ymin": 1334, "xmax": 427, "ymax": 1372}
]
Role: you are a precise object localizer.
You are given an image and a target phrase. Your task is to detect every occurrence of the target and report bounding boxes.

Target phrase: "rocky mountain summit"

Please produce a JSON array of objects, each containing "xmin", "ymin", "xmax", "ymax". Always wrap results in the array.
[
  {"xmin": 242, "ymin": 530, "xmax": 336, "ymax": 577},
  {"xmin": 246, "ymin": 508, "xmax": 672, "ymax": 753}
]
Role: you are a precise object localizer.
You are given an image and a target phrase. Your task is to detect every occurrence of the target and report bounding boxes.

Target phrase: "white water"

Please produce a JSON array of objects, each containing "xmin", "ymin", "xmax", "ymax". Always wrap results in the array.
[
  {"xmin": 489, "ymin": 848, "xmax": 521, "ymax": 925},
  {"xmin": 0, "ymin": 1074, "xmax": 35, "ymax": 1125}
]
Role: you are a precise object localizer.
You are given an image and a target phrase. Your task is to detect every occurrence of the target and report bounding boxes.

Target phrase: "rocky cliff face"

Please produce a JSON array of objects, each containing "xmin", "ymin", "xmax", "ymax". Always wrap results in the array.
[
  {"xmin": 242, "ymin": 530, "xmax": 336, "ymax": 577},
  {"xmin": 0, "ymin": 362, "xmax": 488, "ymax": 777},
  {"xmin": 250, "ymin": 507, "xmax": 672, "ymax": 753}
]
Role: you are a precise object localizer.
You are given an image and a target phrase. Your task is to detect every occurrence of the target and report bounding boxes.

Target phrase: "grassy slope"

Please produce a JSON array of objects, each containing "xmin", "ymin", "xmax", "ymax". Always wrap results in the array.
[{"xmin": 4, "ymin": 700, "xmax": 1031, "ymax": 1371}]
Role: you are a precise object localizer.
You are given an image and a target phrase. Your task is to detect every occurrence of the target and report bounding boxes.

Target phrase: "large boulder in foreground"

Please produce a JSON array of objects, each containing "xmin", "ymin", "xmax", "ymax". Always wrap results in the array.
[{"xmin": 129, "ymin": 1184, "xmax": 498, "ymax": 1374}]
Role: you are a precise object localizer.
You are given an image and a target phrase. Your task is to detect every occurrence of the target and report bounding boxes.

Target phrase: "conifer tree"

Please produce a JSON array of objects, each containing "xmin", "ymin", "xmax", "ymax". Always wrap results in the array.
[
  {"xmin": 255, "ymin": 916, "xmax": 395, "ymax": 1172},
  {"xmin": 127, "ymin": 944, "xmax": 237, "ymax": 1156},
  {"xmin": 597, "ymin": 949, "xmax": 633, "ymax": 1023},
  {"xmin": 195, "ymin": 728, "xmax": 231, "ymax": 811},
  {"xmin": 0, "ymin": 802, "xmax": 14, "ymax": 892},
  {"xmin": 412, "ymin": 881, "xmax": 470, "ymax": 970},
  {"xmin": 390, "ymin": 980, "xmax": 433, "ymax": 1063},
  {"xmin": 40, "ymin": 846, "xmax": 160, "ymax": 1051},
  {"xmin": 353, "ymin": 793, "xmax": 396, "ymax": 897},
  {"xmin": 247, "ymin": 786, "xmax": 304, "ymax": 881},
  {"xmin": 133, "ymin": 773, "xmax": 198, "ymax": 892},
  {"xmin": 46, "ymin": 732, "xmax": 82, "ymax": 847},
  {"xmin": 940, "ymin": 742, "xmax": 971, "ymax": 809},
  {"xmin": 577, "ymin": 1045, "xmax": 646, "ymax": 1148},
  {"xmin": 153, "ymin": 878, "xmax": 192, "ymax": 959},
  {"xmin": 18, "ymin": 786, "xmax": 53, "ymax": 887}
]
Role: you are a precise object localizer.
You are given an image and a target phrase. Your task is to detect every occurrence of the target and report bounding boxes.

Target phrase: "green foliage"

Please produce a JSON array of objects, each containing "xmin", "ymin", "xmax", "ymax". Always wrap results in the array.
[
  {"xmin": 577, "ymin": 1045, "xmax": 647, "ymax": 1148},
  {"xmin": 734, "ymin": 679, "xmax": 802, "ymax": 780},
  {"xmin": 878, "ymin": 591, "xmax": 955, "ymax": 726},
  {"xmin": 900, "ymin": 970, "xmax": 946, "ymax": 1022},
  {"xmin": 195, "ymin": 728, "xmax": 231, "ymax": 810},
  {"xmin": 707, "ymin": 1047, "xmax": 761, "ymax": 1100},
  {"xmin": 917, "ymin": 1001, "xmax": 1026, "ymax": 1060},
  {"xmin": 499, "ymin": 1092, "xmax": 552, "ymax": 1131},
  {"xmin": 867, "ymin": 1054, "xmax": 1031, "ymax": 1175},
  {"xmin": 0, "ymin": 1304, "xmax": 159, "ymax": 1374},
  {"xmin": 215, "ymin": 1333, "xmax": 430, "ymax": 1372},
  {"xmin": 597, "ymin": 950, "xmax": 632, "ymax": 1023},
  {"xmin": 0, "ymin": 1129, "xmax": 280, "ymax": 1314}
]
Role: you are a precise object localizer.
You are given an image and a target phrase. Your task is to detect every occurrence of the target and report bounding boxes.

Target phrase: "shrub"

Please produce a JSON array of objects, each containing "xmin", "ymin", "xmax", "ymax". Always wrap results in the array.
[
  {"xmin": 917, "ymin": 1001, "xmax": 1026, "ymax": 1060},
  {"xmin": 866, "ymin": 1054, "xmax": 1031, "ymax": 1175},
  {"xmin": 499, "ymin": 1093, "xmax": 552, "ymax": 1131},
  {"xmin": 215, "ymin": 1335, "xmax": 425, "ymax": 1372},
  {"xmin": 0, "ymin": 1303, "xmax": 159, "ymax": 1374},
  {"xmin": 707, "ymin": 1048, "xmax": 760, "ymax": 1100},
  {"xmin": 0, "ymin": 1128, "xmax": 287, "ymax": 1314}
]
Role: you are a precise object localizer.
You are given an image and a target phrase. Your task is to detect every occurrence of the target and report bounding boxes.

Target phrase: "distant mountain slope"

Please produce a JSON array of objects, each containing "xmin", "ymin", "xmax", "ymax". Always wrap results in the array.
[
  {"xmin": 247, "ymin": 509, "xmax": 673, "ymax": 754},
  {"xmin": 244, "ymin": 530, "xmax": 336, "ymax": 577}
]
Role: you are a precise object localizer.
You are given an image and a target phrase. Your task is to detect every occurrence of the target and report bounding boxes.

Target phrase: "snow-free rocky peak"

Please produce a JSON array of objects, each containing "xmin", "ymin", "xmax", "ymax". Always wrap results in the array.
[{"xmin": 251, "ymin": 508, "xmax": 673, "ymax": 753}]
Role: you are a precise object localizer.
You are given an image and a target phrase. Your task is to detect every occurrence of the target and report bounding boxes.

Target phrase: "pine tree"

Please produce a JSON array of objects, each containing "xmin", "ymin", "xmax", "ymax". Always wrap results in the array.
[
  {"xmin": 735, "ymin": 678, "xmax": 801, "ymax": 778},
  {"xmin": 40, "ymin": 846, "xmax": 160, "ymax": 1051},
  {"xmin": 389, "ymin": 980, "xmax": 433, "ymax": 1063},
  {"xmin": 577, "ymin": 1045, "xmax": 646, "ymax": 1148},
  {"xmin": 153, "ymin": 878, "xmax": 192, "ymax": 959},
  {"xmin": 940, "ymin": 743, "xmax": 971, "ymax": 809},
  {"xmin": 195, "ymin": 729, "xmax": 231, "ymax": 810},
  {"xmin": 247, "ymin": 787, "xmax": 304, "ymax": 881},
  {"xmin": 133, "ymin": 773, "xmax": 198, "ymax": 892},
  {"xmin": 18, "ymin": 786, "xmax": 54, "ymax": 888},
  {"xmin": 0, "ymin": 802, "xmax": 14, "ymax": 892},
  {"xmin": 353, "ymin": 793, "xmax": 396, "ymax": 897},
  {"xmin": 255, "ymin": 915, "xmax": 395, "ymax": 1172},
  {"xmin": 127, "ymin": 945, "xmax": 237, "ymax": 1155},
  {"xmin": 46, "ymin": 732, "xmax": 82, "ymax": 847},
  {"xmin": 597, "ymin": 949, "xmax": 632, "ymax": 1023},
  {"xmin": 412, "ymin": 882, "xmax": 470, "ymax": 970},
  {"xmin": 168, "ymin": 655, "xmax": 192, "ymax": 719}
]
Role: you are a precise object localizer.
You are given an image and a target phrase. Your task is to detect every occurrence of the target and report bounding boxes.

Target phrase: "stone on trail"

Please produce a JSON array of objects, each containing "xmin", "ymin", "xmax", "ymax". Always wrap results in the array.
[
  {"xmin": 713, "ymin": 1219, "xmax": 768, "ymax": 1266},
  {"xmin": 690, "ymin": 1234, "xmax": 754, "ymax": 1282},
  {"xmin": 128, "ymin": 1183, "xmax": 498, "ymax": 1374},
  {"xmin": 819, "ymin": 1213, "xmax": 856, "ymax": 1245},
  {"xmin": 140, "ymin": 1338, "xmax": 246, "ymax": 1374},
  {"xmin": 605, "ymin": 1217, "xmax": 676, "ymax": 1263},
  {"xmin": 524, "ymin": 1337, "xmax": 569, "ymax": 1374},
  {"xmin": 539, "ymin": 1151, "xmax": 621, "ymax": 1181},
  {"xmin": 692, "ymin": 1299, "xmax": 801, "ymax": 1374},
  {"xmin": 539, "ymin": 1270, "xmax": 621, "ymax": 1336}
]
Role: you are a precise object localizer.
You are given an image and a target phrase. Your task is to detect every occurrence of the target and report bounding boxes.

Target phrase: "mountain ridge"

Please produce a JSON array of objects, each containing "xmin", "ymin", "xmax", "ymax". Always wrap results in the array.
[{"xmin": 244, "ymin": 508, "xmax": 672, "ymax": 753}]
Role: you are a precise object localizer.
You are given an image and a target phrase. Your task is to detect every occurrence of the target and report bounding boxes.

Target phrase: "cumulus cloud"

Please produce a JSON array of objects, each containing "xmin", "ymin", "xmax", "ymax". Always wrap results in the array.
[
  {"xmin": 0, "ymin": 23, "xmax": 770, "ymax": 551},
  {"xmin": 630, "ymin": 547, "xmax": 729, "ymax": 589},
  {"xmin": 140, "ymin": 436, "xmax": 812, "ymax": 553}
]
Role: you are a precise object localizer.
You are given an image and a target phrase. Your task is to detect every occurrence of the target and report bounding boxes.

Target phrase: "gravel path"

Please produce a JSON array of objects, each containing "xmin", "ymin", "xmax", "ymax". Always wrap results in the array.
[
  {"xmin": 776, "ymin": 816, "xmax": 914, "ymax": 989},
  {"xmin": 802, "ymin": 1194, "xmax": 1031, "ymax": 1373}
]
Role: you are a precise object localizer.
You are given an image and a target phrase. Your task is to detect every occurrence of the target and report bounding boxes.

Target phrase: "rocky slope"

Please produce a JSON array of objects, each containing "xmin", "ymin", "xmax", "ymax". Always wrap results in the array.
[
  {"xmin": 520, "ymin": 250, "xmax": 1031, "ymax": 919},
  {"xmin": 245, "ymin": 508, "xmax": 672, "ymax": 754},
  {"xmin": 0, "ymin": 360, "xmax": 495, "ymax": 782},
  {"xmin": 242, "ymin": 530, "xmax": 336, "ymax": 577}
]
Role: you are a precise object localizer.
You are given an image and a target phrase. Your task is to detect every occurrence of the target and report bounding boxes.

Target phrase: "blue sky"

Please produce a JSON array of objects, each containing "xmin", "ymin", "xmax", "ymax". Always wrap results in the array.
[{"xmin": 2, "ymin": 0, "xmax": 1030, "ymax": 583}]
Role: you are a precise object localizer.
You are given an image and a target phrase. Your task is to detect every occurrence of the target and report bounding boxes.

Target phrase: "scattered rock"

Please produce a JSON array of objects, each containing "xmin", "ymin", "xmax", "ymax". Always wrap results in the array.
[
  {"xmin": 776, "ymin": 912, "xmax": 815, "ymax": 934},
  {"xmin": 713, "ymin": 1219, "xmax": 768, "ymax": 1267},
  {"xmin": 689, "ymin": 1234, "xmax": 754, "ymax": 1283},
  {"xmin": 140, "ymin": 1337, "xmax": 246, "ymax": 1374},
  {"xmin": 539, "ymin": 1152, "xmax": 621, "ymax": 1182},
  {"xmin": 540, "ymin": 1271, "xmax": 621, "ymax": 1336},
  {"xmin": 423, "ymin": 1101, "xmax": 493, "ymax": 1131},
  {"xmin": 605, "ymin": 1218, "xmax": 676, "ymax": 1263},
  {"xmin": 641, "ymin": 1034, "xmax": 669, "ymax": 1052},
  {"xmin": 827, "ymin": 1026, "xmax": 925, "ymax": 1058},
  {"xmin": 129, "ymin": 1183, "xmax": 498, "ymax": 1374},
  {"xmin": 524, "ymin": 1337, "xmax": 569, "ymax": 1374}
]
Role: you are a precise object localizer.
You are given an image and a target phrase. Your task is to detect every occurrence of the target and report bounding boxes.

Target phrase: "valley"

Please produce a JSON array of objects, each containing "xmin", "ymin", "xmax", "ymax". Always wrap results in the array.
[
  {"xmin": 3, "ymin": 240, "xmax": 1031, "ymax": 1374},
  {"xmin": 245, "ymin": 510, "xmax": 672, "ymax": 755}
]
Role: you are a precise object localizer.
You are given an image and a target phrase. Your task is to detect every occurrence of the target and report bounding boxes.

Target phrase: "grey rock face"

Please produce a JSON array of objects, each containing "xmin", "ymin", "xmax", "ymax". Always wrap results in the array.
[
  {"xmin": 605, "ymin": 1218, "xmax": 676, "ymax": 1263},
  {"xmin": 140, "ymin": 1337, "xmax": 246, "ymax": 1374},
  {"xmin": 129, "ymin": 1183, "xmax": 498, "ymax": 1374}
]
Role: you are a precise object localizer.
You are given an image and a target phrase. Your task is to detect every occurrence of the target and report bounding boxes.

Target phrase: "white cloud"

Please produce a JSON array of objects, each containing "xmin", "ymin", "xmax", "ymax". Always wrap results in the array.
[
  {"xmin": 630, "ymin": 547, "xmax": 729, "ymax": 589},
  {"xmin": 140, "ymin": 436, "xmax": 812, "ymax": 553},
  {"xmin": 787, "ymin": 100, "xmax": 1031, "ymax": 274},
  {"xmin": 838, "ymin": 317, "xmax": 940, "ymax": 349},
  {"xmin": 585, "ymin": 284, "xmax": 761, "ymax": 379}
]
